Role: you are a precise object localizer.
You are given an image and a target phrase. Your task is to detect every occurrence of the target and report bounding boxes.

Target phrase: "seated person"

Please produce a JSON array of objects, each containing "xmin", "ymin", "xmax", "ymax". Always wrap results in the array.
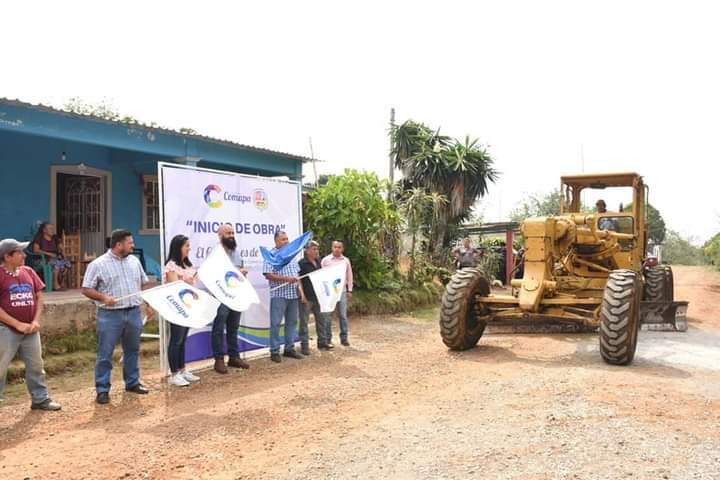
[
  {"xmin": 31, "ymin": 222, "xmax": 71, "ymax": 291},
  {"xmin": 596, "ymin": 200, "xmax": 618, "ymax": 232}
]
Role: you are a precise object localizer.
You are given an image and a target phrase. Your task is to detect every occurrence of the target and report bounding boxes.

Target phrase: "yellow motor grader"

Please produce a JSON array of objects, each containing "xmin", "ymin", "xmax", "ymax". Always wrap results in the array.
[{"xmin": 439, "ymin": 172, "xmax": 688, "ymax": 365}]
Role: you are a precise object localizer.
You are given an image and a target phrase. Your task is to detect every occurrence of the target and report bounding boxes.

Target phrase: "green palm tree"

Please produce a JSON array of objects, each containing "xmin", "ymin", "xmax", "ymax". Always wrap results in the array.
[{"xmin": 391, "ymin": 120, "xmax": 499, "ymax": 258}]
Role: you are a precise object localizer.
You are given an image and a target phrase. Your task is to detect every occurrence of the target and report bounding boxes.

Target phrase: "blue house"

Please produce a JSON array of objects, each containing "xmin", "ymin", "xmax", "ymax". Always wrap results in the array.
[{"xmin": 0, "ymin": 98, "xmax": 307, "ymax": 275}]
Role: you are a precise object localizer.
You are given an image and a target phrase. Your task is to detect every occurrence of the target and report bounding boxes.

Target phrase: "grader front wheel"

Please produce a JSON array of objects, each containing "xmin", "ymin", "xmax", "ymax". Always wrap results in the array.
[
  {"xmin": 439, "ymin": 268, "xmax": 491, "ymax": 350},
  {"xmin": 599, "ymin": 270, "xmax": 642, "ymax": 365}
]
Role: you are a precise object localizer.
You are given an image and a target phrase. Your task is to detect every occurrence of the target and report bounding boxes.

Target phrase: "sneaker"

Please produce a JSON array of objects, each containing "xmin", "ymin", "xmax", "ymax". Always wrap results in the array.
[
  {"xmin": 31, "ymin": 398, "xmax": 62, "ymax": 411},
  {"xmin": 169, "ymin": 373, "xmax": 190, "ymax": 387},
  {"xmin": 182, "ymin": 371, "xmax": 200, "ymax": 382}
]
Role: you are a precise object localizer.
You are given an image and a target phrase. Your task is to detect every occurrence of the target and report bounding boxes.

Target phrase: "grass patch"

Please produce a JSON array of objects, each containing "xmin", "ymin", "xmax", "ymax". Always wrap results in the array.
[
  {"xmin": 349, "ymin": 282, "xmax": 443, "ymax": 316},
  {"xmin": 6, "ymin": 341, "xmax": 160, "ymax": 384}
]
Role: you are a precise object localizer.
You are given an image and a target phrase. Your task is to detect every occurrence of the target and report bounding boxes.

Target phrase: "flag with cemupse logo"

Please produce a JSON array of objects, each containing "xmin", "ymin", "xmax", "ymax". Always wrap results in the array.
[
  {"xmin": 198, "ymin": 247, "xmax": 260, "ymax": 312},
  {"xmin": 308, "ymin": 261, "xmax": 347, "ymax": 313},
  {"xmin": 140, "ymin": 281, "xmax": 220, "ymax": 329}
]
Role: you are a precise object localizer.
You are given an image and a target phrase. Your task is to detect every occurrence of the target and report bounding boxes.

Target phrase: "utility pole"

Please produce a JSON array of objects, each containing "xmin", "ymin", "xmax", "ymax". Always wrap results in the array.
[
  {"xmin": 388, "ymin": 108, "xmax": 395, "ymax": 201},
  {"xmin": 309, "ymin": 137, "xmax": 318, "ymax": 189}
]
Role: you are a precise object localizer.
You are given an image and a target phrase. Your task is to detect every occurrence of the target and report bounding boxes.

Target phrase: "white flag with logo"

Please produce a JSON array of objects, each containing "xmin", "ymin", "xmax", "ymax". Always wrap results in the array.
[
  {"xmin": 141, "ymin": 281, "xmax": 220, "ymax": 329},
  {"xmin": 308, "ymin": 262, "xmax": 347, "ymax": 313},
  {"xmin": 198, "ymin": 247, "xmax": 260, "ymax": 312}
]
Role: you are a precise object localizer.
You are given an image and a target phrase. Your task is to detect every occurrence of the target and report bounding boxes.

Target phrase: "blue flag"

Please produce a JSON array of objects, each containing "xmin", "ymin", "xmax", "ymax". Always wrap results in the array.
[{"xmin": 260, "ymin": 231, "xmax": 313, "ymax": 268}]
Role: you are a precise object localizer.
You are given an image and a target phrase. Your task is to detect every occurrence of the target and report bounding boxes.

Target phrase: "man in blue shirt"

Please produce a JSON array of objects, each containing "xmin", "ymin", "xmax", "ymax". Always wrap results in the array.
[{"xmin": 263, "ymin": 231, "xmax": 302, "ymax": 363}]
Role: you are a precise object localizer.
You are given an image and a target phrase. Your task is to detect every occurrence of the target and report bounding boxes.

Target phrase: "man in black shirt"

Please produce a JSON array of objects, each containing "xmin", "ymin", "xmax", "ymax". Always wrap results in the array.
[{"xmin": 298, "ymin": 241, "xmax": 332, "ymax": 353}]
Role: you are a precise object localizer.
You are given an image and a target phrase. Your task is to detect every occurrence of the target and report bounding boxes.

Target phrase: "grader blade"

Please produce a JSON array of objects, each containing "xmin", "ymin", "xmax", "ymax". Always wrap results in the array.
[{"xmin": 640, "ymin": 300, "xmax": 689, "ymax": 332}]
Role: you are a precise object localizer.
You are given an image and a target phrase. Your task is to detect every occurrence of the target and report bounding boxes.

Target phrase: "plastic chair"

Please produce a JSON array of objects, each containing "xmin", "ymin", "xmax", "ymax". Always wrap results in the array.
[{"xmin": 24, "ymin": 247, "xmax": 53, "ymax": 292}]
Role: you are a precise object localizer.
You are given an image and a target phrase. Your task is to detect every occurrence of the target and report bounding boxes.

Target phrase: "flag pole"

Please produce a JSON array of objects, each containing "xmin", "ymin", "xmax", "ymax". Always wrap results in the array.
[{"xmin": 106, "ymin": 280, "xmax": 185, "ymax": 304}]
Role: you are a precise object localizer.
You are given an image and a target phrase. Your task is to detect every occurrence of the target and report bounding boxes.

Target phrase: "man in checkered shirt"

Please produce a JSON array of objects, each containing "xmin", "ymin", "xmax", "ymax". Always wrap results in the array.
[{"xmin": 263, "ymin": 230, "xmax": 303, "ymax": 363}]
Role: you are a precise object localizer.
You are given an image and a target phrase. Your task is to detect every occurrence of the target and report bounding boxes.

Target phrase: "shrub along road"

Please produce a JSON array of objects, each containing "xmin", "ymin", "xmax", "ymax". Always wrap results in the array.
[{"xmin": 1, "ymin": 266, "xmax": 718, "ymax": 479}]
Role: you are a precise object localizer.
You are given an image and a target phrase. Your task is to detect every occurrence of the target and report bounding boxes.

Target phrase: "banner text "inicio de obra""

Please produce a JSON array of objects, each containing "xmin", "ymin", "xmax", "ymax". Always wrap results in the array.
[{"xmin": 185, "ymin": 220, "xmax": 287, "ymax": 236}]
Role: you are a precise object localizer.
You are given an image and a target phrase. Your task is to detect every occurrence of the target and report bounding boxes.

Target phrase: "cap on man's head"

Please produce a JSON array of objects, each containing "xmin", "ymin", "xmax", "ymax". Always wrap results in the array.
[{"xmin": 0, "ymin": 239, "xmax": 29, "ymax": 258}]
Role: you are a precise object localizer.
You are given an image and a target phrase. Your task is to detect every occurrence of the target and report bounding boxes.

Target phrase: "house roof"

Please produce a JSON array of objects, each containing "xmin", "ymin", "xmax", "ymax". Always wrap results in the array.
[{"xmin": 0, "ymin": 97, "xmax": 315, "ymax": 164}]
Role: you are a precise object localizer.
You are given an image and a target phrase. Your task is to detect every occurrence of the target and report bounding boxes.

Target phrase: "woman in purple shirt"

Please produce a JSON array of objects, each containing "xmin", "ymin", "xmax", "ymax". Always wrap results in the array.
[{"xmin": 31, "ymin": 222, "xmax": 71, "ymax": 291}]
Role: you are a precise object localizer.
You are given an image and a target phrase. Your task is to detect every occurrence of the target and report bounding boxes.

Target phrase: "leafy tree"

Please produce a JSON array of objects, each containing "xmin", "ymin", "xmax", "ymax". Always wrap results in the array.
[
  {"xmin": 625, "ymin": 202, "xmax": 666, "ymax": 246},
  {"xmin": 509, "ymin": 189, "xmax": 562, "ymax": 222},
  {"xmin": 400, "ymin": 188, "xmax": 447, "ymax": 282},
  {"xmin": 303, "ymin": 170, "xmax": 401, "ymax": 289},
  {"xmin": 391, "ymin": 120, "xmax": 498, "ymax": 258},
  {"xmin": 63, "ymin": 97, "xmax": 197, "ymax": 133},
  {"xmin": 704, "ymin": 232, "xmax": 720, "ymax": 267},
  {"xmin": 662, "ymin": 230, "xmax": 705, "ymax": 265}
]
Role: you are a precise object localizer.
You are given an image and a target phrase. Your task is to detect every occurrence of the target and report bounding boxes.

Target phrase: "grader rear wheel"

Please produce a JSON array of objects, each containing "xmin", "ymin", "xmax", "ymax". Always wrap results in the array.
[
  {"xmin": 644, "ymin": 265, "xmax": 674, "ymax": 302},
  {"xmin": 599, "ymin": 270, "xmax": 642, "ymax": 365},
  {"xmin": 439, "ymin": 268, "xmax": 492, "ymax": 350}
]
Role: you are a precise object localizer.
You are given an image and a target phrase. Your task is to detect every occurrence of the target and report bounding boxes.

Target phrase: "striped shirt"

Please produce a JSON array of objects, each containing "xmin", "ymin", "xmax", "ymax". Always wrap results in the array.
[
  {"xmin": 82, "ymin": 250, "xmax": 148, "ymax": 309},
  {"xmin": 263, "ymin": 249, "xmax": 299, "ymax": 299}
]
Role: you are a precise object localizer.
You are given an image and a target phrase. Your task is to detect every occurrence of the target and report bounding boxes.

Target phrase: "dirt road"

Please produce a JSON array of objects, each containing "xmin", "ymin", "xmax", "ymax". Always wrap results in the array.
[{"xmin": 1, "ymin": 266, "xmax": 719, "ymax": 479}]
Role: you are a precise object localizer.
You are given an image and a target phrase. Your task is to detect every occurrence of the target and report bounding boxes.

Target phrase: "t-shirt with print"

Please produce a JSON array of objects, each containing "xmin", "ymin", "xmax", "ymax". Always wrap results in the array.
[{"xmin": 0, "ymin": 266, "xmax": 45, "ymax": 333}]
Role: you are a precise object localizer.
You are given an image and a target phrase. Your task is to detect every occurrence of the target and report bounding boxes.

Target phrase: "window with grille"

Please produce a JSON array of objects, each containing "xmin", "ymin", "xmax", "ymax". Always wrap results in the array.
[{"xmin": 141, "ymin": 175, "xmax": 160, "ymax": 233}]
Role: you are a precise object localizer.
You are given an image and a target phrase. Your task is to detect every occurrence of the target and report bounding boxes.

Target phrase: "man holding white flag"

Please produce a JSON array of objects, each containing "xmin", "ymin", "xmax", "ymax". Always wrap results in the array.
[
  {"xmin": 197, "ymin": 225, "xmax": 257, "ymax": 374},
  {"xmin": 321, "ymin": 240, "xmax": 354, "ymax": 347},
  {"xmin": 298, "ymin": 240, "xmax": 332, "ymax": 352}
]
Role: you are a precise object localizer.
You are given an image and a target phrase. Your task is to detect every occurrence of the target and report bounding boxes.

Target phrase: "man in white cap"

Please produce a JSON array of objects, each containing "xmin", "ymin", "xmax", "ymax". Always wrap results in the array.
[{"xmin": 0, "ymin": 238, "xmax": 61, "ymax": 411}]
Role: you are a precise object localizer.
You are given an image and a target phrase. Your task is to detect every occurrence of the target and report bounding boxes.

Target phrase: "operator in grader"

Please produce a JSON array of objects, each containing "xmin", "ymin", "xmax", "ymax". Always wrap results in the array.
[{"xmin": 439, "ymin": 172, "xmax": 688, "ymax": 366}]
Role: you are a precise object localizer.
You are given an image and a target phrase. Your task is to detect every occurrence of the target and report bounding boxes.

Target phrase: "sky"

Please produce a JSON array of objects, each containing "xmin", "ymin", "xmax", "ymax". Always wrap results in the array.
[{"xmin": 2, "ymin": 1, "xmax": 718, "ymax": 243}]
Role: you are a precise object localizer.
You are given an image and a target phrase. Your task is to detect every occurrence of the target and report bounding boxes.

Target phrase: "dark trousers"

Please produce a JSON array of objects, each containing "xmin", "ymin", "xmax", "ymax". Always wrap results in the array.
[
  {"xmin": 168, "ymin": 323, "xmax": 190, "ymax": 373},
  {"xmin": 211, "ymin": 304, "xmax": 241, "ymax": 359}
]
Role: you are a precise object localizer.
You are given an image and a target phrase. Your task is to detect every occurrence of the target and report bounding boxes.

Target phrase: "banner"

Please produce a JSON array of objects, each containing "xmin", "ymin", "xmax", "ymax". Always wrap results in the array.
[
  {"xmin": 159, "ymin": 163, "xmax": 302, "ymax": 363},
  {"xmin": 198, "ymin": 247, "xmax": 260, "ymax": 312},
  {"xmin": 308, "ymin": 262, "xmax": 347, "ymax": 312},
  {"xmin": 141, "ymin": 281, "xmax": 220, "ymax": 329}
]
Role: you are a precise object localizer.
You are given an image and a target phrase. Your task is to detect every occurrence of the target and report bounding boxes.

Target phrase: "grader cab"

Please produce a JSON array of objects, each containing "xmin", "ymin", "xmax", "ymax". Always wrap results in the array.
[{"xmin": 440, "ymin": 172, "xmax": 688, "ymax": 365}]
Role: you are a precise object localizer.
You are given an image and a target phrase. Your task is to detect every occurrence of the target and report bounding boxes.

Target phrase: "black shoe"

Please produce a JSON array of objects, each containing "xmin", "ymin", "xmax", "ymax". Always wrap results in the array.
[
  {"xmin": 341, "ymin": 339, "xmax": 350, "ymax": 347},
  {"xmin": 270, "ymin": 353, "xmax": 282, "ymax": 363},
  {"xmin": 96, "ymin": 392, "xmax": 110, "ymax": 405},
  {"xmin": 125, "ymin": 384, "xmax": 150, "ymax": 394},
  {"xmin": 31, "ymin": 398, "xmax": 62, "ymax": 411},
  {"xmin": 283, "ymin": 349, "xmax": 303, "ymax": 359},
  {"xmin": 317, "ymin": 343, "xmax": 328, "ymax": 350},
  {"xmin": 301, "ymin": 345, "xmax": 311, "ymax": 356}
]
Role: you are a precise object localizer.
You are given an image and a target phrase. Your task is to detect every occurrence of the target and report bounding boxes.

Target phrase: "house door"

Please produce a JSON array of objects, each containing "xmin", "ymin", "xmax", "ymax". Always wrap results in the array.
[{"xmin": 56, "ymin": 173, "xmax": 108, "ymax": 258}]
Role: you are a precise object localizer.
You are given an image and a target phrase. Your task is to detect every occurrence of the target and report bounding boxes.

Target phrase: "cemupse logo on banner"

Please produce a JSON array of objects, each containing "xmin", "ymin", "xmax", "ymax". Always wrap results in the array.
[
  {"xmin": 202, "ymin": 184, "xmax": 252, "ymax": 208},
  {"xmin": 160, "ymin": 163, "xmax": 302, "ymax": 362}
]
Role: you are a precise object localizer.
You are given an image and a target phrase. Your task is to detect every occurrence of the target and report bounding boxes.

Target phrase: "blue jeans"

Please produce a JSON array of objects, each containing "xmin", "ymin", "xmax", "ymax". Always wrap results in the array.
[
  {"xmin": 168, "ymin": 323, "xmax": 190, "ymax": 373},
  {"xmin": 269, "ymin": 297, "xmax": 299, "ymax": 355},
  {"xmin": 0, "ymin": 325, "xmax": 49, "ymax": 404},
  {"xmin": 328, "ymin": 291, "xmax": 349, "ymax": 341},
  {"xmin": 300, "ymin": 299, "xmax": 330, "ymax": 346},
  {"xmin": 95, "ymin": 307, "xmax": 142, "ymax": 394},
  {"xmin": 211, "ymin": 304, "xmax": 241, "ymax": 359}
]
